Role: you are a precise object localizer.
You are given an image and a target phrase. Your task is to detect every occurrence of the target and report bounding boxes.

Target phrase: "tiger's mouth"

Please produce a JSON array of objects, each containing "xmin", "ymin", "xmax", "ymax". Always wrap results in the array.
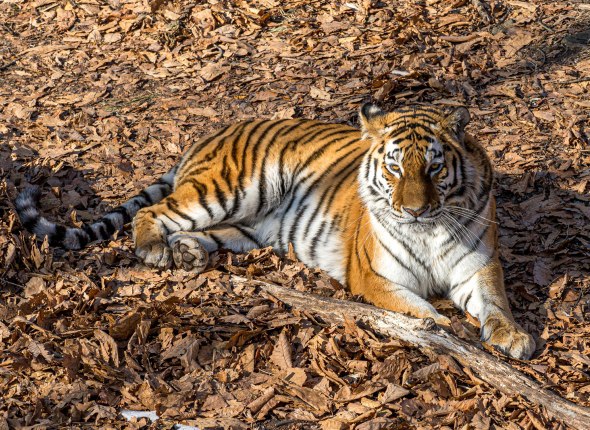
[{"xmin": 389, "ymin": 211, "xmax": 443, "ymax": 225}]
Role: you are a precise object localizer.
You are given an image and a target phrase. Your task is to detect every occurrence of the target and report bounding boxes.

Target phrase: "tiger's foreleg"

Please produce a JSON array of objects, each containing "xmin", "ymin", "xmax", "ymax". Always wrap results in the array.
[
  {"xmin": 448, "ymin": 259, "xmax": 535, "ymax": 359},
  {"xmin": 357, "ymin": 274, "xmax": 452, "ymax": 326},
  {"xmin": 350, "ymin": 262, "xmax": 451, "ymax": 326}
]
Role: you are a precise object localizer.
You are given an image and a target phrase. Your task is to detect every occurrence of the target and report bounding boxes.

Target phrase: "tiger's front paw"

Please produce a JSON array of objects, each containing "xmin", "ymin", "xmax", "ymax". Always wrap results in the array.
[
  {"xmin": 481, "ymin": 315, "xmax": 535, "ymax": 360},
  {"xmin": 172, "ymin": 236, "xmax": 209, "ymax": 273},
  {"xmin": 136, "ymin": 242, "xmax": 173, "ymax": 269}
]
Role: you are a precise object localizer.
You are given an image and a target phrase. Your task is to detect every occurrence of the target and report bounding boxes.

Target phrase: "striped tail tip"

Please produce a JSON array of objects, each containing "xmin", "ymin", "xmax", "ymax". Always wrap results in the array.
[{"xmin": 15, "ymin": 186, "xmax": 90, "ymax": 250}]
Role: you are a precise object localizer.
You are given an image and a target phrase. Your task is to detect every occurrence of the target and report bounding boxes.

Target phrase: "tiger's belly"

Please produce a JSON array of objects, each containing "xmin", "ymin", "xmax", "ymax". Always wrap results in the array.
[{"xmin": 248, "ymin": 193, "xmax": 347, "ymax": 284}]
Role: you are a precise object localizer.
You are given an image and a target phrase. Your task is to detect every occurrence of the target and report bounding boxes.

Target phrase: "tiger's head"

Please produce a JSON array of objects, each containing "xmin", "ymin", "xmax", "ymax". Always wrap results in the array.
[{"xmin": 358, "ymin": 103, "xmax": 488, "ymax": 227}]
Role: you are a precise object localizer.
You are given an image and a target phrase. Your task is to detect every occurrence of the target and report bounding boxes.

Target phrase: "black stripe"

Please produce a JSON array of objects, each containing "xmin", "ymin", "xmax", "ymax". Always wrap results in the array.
[
  {"xmin": 160, "ymin": 213, "xmax": 182, "ymax": 230},
  {"xmin": 251, "ymin": 119, "xmax": 295, "ymax": 173},
  {"xmin": 363, "ymin": 245, "xmax": 393, "ymax": 282},
  {"xmin": 139, "ymin": 190, "xmax": 153, "ymax": 205},
  {"xmin": 322, "ymin": 159, "xmax": 361, "ymax": 216},
  {"xmin": 175, "ymin": 167, "xmax": 208, "ymax": 187},
  {"xmin": 183, "ymin": 124, "xmax": 243, "ymax": 169},
  {"xmin": 102, "ymin": 218, "xmax": 116, "ymax": 235},
  {"xmin": 111, "ymin": 206, "xmax": 132, "ymax": 224},
  {"xmin": 234, "ymin": 121, "xmax": 274, "ymax": 208},
  {"xmin": 256, "ymin": 121, "xmax": 304, "ymax": 214},
  {"xmin": 77, "ymin": 230, "xmax": 90, "ymax": 248},
  {"xmin": 348, "ymin": 220, "xmax": 362, "ymax": 282},
  {"xmin": 327, "ymin": 214, "xmax": 342, "ymax": 237},
  {"xmin": 449, "ymin": 270, "xmax": 476, "ymax": 293},
  {"xmin": 82, "ymin": 224, "xmax": 98, "ymax": 242},
  {"xmin": 212, "ymin": 179, "xmax": 228, "ymax": 213},
  {"xmin": 309, "ymin": 220, "xmax": 327, "ymax": 262},
  {"xmin": 233, "ymin": 224, "xmax": 261, "ymax": 247},
  {"xmin": 98, "ymin": 223, "xmax": 108, "ymax": 239},
  {"xmin": 22, "ymin": 216, "xmax": 39, "ymax": 232},
  {"xmin": 386, "ymin": 123, "xmax": 438, "ymax": 139},
  {"xmin": 208, "ymin": 232, "xmax": 224, "ymax": 249},
  {"xmin": 165, "ymin": 200, "xmax": 196, "ymax": 229},
  {"xmin": 376, "ymin": 237, "xmax": 420, "ymax": 285},
  {"xmin": 229, "ymin": 120, "xmax": 257, "ymax": 166},
  {"xmin": 187, "ymin": 179, "xmax": 215, "ymax": 219},
  {"xmin": 384, "ymin": 223, "xmax": 431, "ymax": 275},
  {"xmin": 52, "ymin": 224, "xmax": 67, "ymax": 246},
  {"xmin": 221, "ymin": 154, "xmax": 232, "ymax": 183},
  {"xmin": 334, "ymin": 136, "xmax": 361, "ymax": 154},
  {"xmin": 446, "ymin": 153, "xmax": 466, "ymax": 200},
  {"xmin": 293, "ymin": 131, "xmax": 357, "ymax": 177},
  {"xmin": 287, "ymin": 203, "xmax": 308, "ymax": 248},
  {"xmin": 462, "ymin": 291, "xmax": 473, "ymax": 310},
  {"xmin": 449, "ymin": 223, "xmax": 491, "ymax": 268}
]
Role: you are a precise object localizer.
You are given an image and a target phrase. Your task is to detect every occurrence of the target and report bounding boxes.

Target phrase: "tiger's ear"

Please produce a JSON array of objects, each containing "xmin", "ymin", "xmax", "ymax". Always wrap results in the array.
[
  {"xmin": 443, "ymin": 107, "xmax": 470, "ymax": 141},
  {"xmin": 359, "ymin": 103, "xmax": 385, "ymax": 137}
]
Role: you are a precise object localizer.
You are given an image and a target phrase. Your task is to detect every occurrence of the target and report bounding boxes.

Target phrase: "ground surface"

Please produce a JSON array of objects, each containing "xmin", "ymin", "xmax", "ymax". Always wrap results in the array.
[{"xmin": 1, "ymin": 0, "xmax": 589, "ymax": 429}]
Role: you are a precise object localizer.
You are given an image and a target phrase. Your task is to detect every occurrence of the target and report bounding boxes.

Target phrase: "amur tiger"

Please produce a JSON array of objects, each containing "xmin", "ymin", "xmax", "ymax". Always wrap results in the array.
[{"xmin": 16, "ymin": 104, "xmax": 535, "ymax": 359}]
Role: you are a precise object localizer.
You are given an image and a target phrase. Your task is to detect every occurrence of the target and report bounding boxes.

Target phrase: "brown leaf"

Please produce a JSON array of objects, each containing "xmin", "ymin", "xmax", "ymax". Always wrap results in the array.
[
  {"xmin": 533, "ymin": 260, "xmax": 553, "ymax": 287},
  {"xmin": 24, "ymin": 276, "xmax": 45, "ymax": 298},
  {"xmin": 334, "ymin": 381, "xmax": 385, "ymax": 403},
  {"xmin": 378, "ymin": 383, "xmax": 410, "ymax": 404},
  {"xmin": 270, "ymin": 329, "xmax": 293, "ymax": 370},
  {"xmin": 283, "ymin": 383, "xmax": 331, "ymax": 413},
  {"xmin": 199, "ymin": 62, "xmax": 230, "ymax": 82},
  {"xmin": 93, "ymin": 329, "xmax": 120, "ymax": 367},
  {"xmin": 109, "ymin": 311, "xmax": 142, "ymax": 340},
  {"xmin": 548, "ymin": 275, "xmax": 568, "ymax": 299}
]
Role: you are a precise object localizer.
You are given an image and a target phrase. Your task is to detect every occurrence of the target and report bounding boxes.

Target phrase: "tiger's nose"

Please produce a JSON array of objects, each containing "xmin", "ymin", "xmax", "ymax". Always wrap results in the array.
[{"xmin": 402, "ymin": 205, "xmax": 430, "ymax": 217}]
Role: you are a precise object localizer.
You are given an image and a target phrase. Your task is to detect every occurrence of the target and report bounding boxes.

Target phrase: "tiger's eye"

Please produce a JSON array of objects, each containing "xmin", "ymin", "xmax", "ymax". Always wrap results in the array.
[
  {"xmin": 386, "ymin": 164, "xmax": 401, "ymax": 174},
  {"xmin": 430, "ymin": 163, "xmax": 442, "ymax": 173}
]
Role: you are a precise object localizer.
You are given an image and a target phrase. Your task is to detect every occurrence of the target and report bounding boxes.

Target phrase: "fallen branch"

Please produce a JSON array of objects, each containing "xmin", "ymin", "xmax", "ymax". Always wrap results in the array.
[{"xmin": 230, "ymin": 276, "xmax": 590, "ymax": 430}]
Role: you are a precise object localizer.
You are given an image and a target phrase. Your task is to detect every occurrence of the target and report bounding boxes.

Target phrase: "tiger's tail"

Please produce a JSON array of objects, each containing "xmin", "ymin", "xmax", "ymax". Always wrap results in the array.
[{"xmin": 15, "ymin": 166, "xmax": 178, "ymax": 250}]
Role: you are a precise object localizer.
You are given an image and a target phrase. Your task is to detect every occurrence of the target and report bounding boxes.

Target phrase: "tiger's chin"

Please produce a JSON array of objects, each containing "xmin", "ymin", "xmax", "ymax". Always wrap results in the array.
[{"xmin": 402, "ymin": 220, "xmax": 441, "ymax": 232}]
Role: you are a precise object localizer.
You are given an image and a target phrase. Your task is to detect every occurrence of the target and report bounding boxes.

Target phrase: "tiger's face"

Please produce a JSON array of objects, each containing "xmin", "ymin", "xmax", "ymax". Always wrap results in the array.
[{"xmin": 359, "ymin": 104, "xmax": 472, "ymax": 226}]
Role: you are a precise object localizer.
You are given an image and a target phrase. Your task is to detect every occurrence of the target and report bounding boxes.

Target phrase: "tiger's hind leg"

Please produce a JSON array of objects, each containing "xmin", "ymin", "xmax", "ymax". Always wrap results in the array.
[
  {"xmin": 167, "ymin": 225, "xmax": 261, "ymax": 272},
  {"xmin": 132, "ymin": 182, "xmax": 235, "ymax": 269}
]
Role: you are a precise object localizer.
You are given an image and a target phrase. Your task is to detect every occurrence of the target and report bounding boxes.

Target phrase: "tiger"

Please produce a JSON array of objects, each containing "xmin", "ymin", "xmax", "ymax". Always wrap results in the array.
[{"xmin": 16, "ymin": 103, "xmax": 535, "ymax": 359}]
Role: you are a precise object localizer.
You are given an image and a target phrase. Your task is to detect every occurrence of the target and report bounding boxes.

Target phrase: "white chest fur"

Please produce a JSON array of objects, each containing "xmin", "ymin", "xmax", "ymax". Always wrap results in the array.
[{"xmin": 372, "ymin": 214, "xmax": 493, "ymax": 298}]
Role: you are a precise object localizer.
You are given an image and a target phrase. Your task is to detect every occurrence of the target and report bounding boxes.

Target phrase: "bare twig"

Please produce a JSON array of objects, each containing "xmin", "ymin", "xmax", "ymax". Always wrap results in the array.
[{"xmin": 556, "ymin": 77, "xmax": 590, "ymax": 85}]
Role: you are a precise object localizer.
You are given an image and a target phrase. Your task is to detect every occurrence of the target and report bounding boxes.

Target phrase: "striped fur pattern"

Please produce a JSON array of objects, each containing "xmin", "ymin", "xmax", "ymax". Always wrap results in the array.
[{"xmin": 15, "ymin": 104, "xmax": 535, "ymax": 359}]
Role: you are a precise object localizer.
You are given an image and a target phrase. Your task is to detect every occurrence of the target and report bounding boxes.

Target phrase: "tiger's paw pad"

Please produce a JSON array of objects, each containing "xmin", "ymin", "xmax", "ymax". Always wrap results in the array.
[
  {"xmin": 482, "ymin": 316, "xmax": 536, "ymax": 360},
  {"xmin": 172, "ymin": 237, "xmax": 209, "ymax": 273},
  {"xmin": 136, "ymin": 242, "xmax": 173, "ymax": 269}
]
